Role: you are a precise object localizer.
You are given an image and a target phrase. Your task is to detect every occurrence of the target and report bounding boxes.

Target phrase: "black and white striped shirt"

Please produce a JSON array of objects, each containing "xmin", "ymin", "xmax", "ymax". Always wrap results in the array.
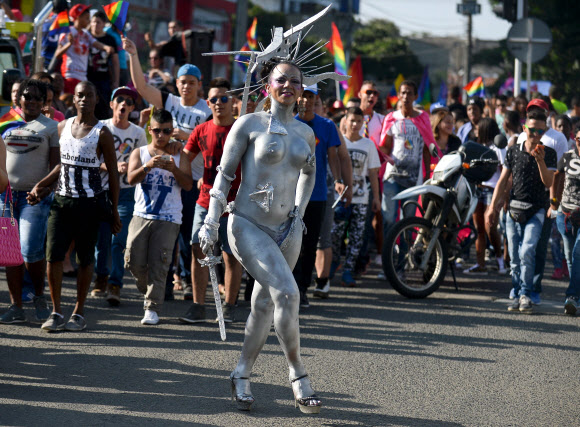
[{"xmin": 56, "ymin": 118, "xmax": 107, "ymax": 198}]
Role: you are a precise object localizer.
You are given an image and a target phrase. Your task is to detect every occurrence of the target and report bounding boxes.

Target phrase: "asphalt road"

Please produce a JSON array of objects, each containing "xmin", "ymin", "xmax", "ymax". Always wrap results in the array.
[{"xmin": 0, "ymin": 261, "xmax": 578, "ymax": 426}]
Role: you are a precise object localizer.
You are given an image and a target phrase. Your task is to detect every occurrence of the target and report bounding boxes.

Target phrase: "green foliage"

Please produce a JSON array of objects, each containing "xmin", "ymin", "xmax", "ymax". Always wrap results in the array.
[
  {"xmin": 352, "ymin": 19, "xmax": 421, "ymax": 82},
  {"xmin": 247, "ymin": 3, "xmax": 286, "ymax": 48}
]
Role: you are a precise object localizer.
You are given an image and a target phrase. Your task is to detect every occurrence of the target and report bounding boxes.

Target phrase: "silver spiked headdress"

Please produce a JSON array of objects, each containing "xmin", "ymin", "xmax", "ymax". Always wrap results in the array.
[{"xmin": 203, "ymin": 5, "xmax": 349, "ymax": 116}]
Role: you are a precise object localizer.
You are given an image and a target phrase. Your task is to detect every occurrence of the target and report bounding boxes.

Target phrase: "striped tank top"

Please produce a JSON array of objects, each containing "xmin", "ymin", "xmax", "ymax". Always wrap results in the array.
[
  {"xmin": 56, "ymin": 118, "xmax": 107, "ymax": 198},
  {"xmin": 133, "ymin": 146, "xmax": 183, "ymax": 224}
]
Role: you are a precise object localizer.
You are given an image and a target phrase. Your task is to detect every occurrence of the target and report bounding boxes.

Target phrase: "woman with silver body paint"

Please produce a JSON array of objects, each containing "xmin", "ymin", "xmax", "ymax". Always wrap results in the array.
[{"xmin": 198, "ymin": 60, "xmax": 322, "ymax": 413}]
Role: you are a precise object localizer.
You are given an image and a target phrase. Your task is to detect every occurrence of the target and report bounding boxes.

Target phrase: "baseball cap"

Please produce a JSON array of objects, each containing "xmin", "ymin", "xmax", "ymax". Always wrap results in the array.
[
  {"xmin": 430, "ymin": 102, "xmax": 446, "ymax": 113},
  {"xmin": 111, "ymin": 86, "xmax": 138, "ymax": 101},
  {"xmin": 69, "ymin": 4, "xmax": 91, "ymax": 21},
  {"xmin": 526, "ymin": 98, "xmax": 549, "ymax": 112},
  {"xmin": 467, "ymin": 97, "xmax": 485, "ymax": 111},
  {"xmin": 177, "ymin": 64, "xmax": 201, "ymax": 80},
  {"xmin": 303, "ymin": 84, "xmax": 318, "ymax": 95}
]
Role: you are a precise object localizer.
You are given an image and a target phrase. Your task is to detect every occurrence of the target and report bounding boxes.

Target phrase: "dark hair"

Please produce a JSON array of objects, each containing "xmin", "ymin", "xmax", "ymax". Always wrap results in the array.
[
  {"xmin": 170, "ymin": 20, "xmax": 183, "ymax": 28},
  {"xmin": 361, "ymin": 80, "xmax": 376, "ymax": 88},
  {"xmin": 17, "ymin": 79, "xmax": 48, "ymax": 103},
  {"xmin": 345, "ymin": 106, "xmax": 364, "ymax": 118},
  {"xmin": 92, "ymin": 11, "xmax": 109, "ymax": 22},
  {"xmin": 477, "ymin": 118, "xmax": 500, "ymax": 145},
  {"xmin": 555, "ymin": 114, "xmax": 572, "ymax": 131},
  {"xmin": 549, "ymin": 84, "xmax": 562, "ymax": 99},
  {"xmin": 504, "ymin": 110, "xmax": 522, "ymax": 134},
  {"xmin": 526, "ymin": 109, "xmax": 547, "ymax": 123},
  {"xmin": 346, "ymin": 97, "xmax": 361, "ymax": 106},
  {"xmin": 30, "ymin": 71, "xmax": 53, "ymax": 83},
  {"xmin": 151, "ymin": 109, "xmax": 173, "ymax": 124},
  {"xmin": 75, "ymin": 80, "xmax": 96, "ymax": 94},
  {"xmin": 209, "ymin": 77, "xmax": 231, "ymax": 91},
  {"xmin": 539, "ymin": 95, "xmax": 555, "ymax": 112},
  {"xmin": 260, "ymin": 58, "xmax": 302, "ymax": 83},
  {"xmin": 450, "ymin": 86, "xmax": 461, "ymax": 99},
  {"xmin": 515, "ymin": 94, "xmax": 528, "ymax": 106},
  {"xmin": 399, "ymin": 80, "xmax": 417, "ymax": 95},
  {"xmin": 496, "ymin": 94, "xmax": 507, "ymax": 102},
  {"xmin": 571, "ymin": 96, "xmax": 580, "ymax": 108}
]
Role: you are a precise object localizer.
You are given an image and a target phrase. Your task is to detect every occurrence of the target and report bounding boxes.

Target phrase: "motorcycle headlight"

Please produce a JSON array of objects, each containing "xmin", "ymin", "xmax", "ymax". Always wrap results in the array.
[{"xmin": 432, "ymin": 171, "xmax": 444, "ymax": 183}]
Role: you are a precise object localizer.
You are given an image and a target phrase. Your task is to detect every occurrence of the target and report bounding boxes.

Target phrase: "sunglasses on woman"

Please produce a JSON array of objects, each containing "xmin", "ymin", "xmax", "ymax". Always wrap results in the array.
[
  {"xmin": 209, "ymin": 96, "xmax": 231, "ymax": 104},
  {"xmin": 151, "ymin": 127, "xmax": 173, "ymax": 135}
]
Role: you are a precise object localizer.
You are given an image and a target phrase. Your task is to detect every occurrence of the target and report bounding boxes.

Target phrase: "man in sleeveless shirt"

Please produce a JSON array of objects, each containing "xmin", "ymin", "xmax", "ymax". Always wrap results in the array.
[{"xmin": 38, "ymin": 82, "xmax": 121, "ymax": 332}]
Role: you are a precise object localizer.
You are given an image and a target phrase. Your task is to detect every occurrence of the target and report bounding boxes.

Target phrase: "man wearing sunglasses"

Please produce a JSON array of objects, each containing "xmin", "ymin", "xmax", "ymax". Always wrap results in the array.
[
  {"xmin": 179, "ymin": 78, "xmax": 242, "ymax": 324},
  {"xmin": 358, "ymin": 81, "xmax": 384, "ymax": 146},
  {"xmin": 125, "ymin": 109, "xmax": 193, "ymax": 325},
  {"xmin": 486, "ymin": 109, "xmax": 557, "ymax": 314},
  {"xmin": 509, "ymin": 98, "xmax": 569, "ymax": 305},
  {"xmin": 89, "ymin": 87, "xmax": 147, "ymax": 306}
]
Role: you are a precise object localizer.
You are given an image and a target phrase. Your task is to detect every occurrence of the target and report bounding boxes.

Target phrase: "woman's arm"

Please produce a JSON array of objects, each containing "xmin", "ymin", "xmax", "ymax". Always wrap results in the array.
[
  {"xmin": 294, "ymin": 130, "xmax": 317, "ymax": 218},
  {"xmin": 0, "ymin": 136, "xmax": 8, "ymax": 193}
]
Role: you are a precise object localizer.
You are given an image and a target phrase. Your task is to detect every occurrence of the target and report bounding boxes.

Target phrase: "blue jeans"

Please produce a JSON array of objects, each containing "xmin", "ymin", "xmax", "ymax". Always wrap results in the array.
[
  {"xmin": 556, "ymin": 212, "xmax": 580, "ymax": 298},
  {"xmin": 94, "ymin": 221, "xmax": 112, "ymax": 277},
  {"xmin": 381, "ymin": 178, "xmax": 418, "ymax": 233},
  {"xmin": 550, "ymin": 220, "xmax": 564, "ymax": 269},
  {"xmin": 0, "ymin": 190, "xmax": 53, "ymax": 263},
  {"xmin": 190, "ymin": 204, "xmax": 232, "ymax": 254},
  {"xmin": 532, "ymin": 215, "xmax": 553, "ymax": 293},
  {"xmin": 506, "ymin": 209, "xmax": 545, "ymax": 298},
  {"xmin": 109, "ymin": 188, "xmax": 135, "ymax": 288}
]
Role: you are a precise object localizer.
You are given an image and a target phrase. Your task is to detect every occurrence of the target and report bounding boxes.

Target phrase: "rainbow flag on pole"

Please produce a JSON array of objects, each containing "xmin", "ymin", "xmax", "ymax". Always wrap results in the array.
[
  {"xmin": 416, "ymin": 66, "xmax": 431, "ymax": 110},
  {"xmin": 103, "ymin": 1, "xmax": 129, "ymax": 32},
  {"xmin": 327, "ymin": 22, "xmax": 348, "ymax": 92},
  {"xmin": 48, "ymin": 10, "xmax": 70, "ymax": 37},
  {"xmin": 387, "ymin": 73, "xmax": 405, "ymax": 108},
  {"xmin": 0, "ymin": 109, "xmax": 26, "ymax": 138},
  {"xmin": 342, "ymin": 55, "xmax": 362, "ymax": 105},
  {"xmin": 464, "ymin": 76, "xmax": 485, "ymax": 97},
  {"xmin": 246, "ymin": 17, "xmax": 258, "ymax": 51}
]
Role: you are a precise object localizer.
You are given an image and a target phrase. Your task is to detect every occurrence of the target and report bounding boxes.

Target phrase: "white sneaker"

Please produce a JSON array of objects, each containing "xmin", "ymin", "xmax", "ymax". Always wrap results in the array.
[
  {"xmin": 374, "ymin": 254, "xmax": 382, "ymax": 266},
  {"xmin": 141, "ymin": 309, "xmax": 159, "ymax": 325}
]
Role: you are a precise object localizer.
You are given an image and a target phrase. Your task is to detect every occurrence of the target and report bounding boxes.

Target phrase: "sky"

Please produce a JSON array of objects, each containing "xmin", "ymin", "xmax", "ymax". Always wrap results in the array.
[{"xmin": 359, "ymin": 0, "xmax": 512, "ymax": 41}]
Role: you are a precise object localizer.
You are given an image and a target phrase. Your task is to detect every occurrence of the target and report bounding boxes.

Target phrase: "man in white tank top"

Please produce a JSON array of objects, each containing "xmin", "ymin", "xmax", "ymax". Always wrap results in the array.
[
  {"xmin": 37, "ymin": 81, "xmax": 121, "ymax": 332},
  {"xmin": 126, "ymin": 109, "xmax": 193, "ymax": 325}
]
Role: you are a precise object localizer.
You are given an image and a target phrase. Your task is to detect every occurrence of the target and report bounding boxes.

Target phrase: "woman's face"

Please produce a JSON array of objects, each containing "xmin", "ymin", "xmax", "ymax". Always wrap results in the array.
[
  {"xmin": 516, "ymin": 100, "xmax": 527, "ymax": 114},
  {"xmin": 467, "ymin": 104, "xmax": 481, "ymax": 124},
  {"xmin": 267, "ymin": 64, "xmax": 302, "ymax": 105},
  {"xmin": 575, "ymin": 130, "xmax": 580, "ymax": 153},
  {"xmin": 438, "ymin": 113, "xmax": 454, "ymax": 137}
]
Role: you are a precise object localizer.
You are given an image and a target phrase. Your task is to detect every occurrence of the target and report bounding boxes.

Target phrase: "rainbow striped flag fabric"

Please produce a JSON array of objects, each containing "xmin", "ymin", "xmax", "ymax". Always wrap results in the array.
[
  {"xmin": 103, "ymin": 1, "xmax": 129, "ymax": 32},
  {"xmin": 464, "ymin": 76, "xmax": 485, "ymax": 97},
  {"xmin": 0, "ymin": 109, "xmax": 26, "ymax": 138},
  {"xmin": 342, "ymin": 55, "xmax": 362, "ymax": 105},
  {"xmin": 48, "ymin": 10, "xmax": 70, "ymax": 37},
  {"xmin": 328, "ymin": 22, "xmax": 348, "ymax": 92},
  {"xmin": 387, "ymin": 73, "xmax": 405, "ymax": 108},
  {"xmin": 246, "ymin": 17, "xmax": 258, "ymax": 51}
]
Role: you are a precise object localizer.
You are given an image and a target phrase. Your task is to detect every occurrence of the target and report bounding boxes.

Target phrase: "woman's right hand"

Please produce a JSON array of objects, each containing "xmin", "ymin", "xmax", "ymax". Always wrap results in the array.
[{"xmin": 199, "ymin": 224, "xmax": 218, "ymax": 254}]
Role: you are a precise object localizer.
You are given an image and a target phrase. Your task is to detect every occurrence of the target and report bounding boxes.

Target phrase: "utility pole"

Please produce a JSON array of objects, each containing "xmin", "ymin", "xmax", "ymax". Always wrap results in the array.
[
  {"xmin": 457, "ymin": 1, "xmax": 481, "ymax": 94},
  {"xmin": 513, "ymin": 0, "xmax": 526, "ymax": 96}
]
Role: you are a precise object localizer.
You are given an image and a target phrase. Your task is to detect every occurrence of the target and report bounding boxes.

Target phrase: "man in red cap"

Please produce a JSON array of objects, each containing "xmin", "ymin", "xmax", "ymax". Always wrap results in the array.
[
  {"xmin": 505, "ymin": 98, "xmax": 568, "ymax": 305},
  {"xmin": 54, "ymin": 4, "xmax": 115, "ymax": 94}
]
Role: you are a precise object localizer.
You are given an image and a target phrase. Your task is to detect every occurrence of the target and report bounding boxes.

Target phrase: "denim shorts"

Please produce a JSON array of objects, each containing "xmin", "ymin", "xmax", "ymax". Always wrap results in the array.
[
  {"xmin": 190, "ymin": 204, "xmax": 232, "ymax": 254},
  {"xmin": 0, "ymin": 190, "xmax": 53, "ymax": 263},
  {"xmin": 478, "ymin": 186, "xmax": 494, "ymax": 206}
]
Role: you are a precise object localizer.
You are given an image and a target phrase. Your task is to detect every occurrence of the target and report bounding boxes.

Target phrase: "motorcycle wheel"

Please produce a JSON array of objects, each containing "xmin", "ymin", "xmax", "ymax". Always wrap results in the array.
[{"xmin": 382, "ymin": 217, "xmax": 448, "ymax": 298}]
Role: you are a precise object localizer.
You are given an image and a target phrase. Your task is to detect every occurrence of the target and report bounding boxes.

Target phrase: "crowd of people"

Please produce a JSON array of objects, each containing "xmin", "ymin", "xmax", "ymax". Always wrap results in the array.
[{"xmin": 1, "ymin": 4, "xmax": 580, "ymax": 340}]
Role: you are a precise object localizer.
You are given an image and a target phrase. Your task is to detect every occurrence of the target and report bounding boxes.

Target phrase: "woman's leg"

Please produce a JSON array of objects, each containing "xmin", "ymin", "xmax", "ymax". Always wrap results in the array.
[{"xmin": 473, "ymin": 202, "xmax": 486, "ymax": 267}]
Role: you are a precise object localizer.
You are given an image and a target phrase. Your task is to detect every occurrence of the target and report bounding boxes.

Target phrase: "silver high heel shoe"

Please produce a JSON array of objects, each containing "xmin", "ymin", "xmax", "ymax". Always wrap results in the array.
[
  {"xmin": 230, "ymin": 372, "xmax": 255, "ymax": 411},
  {"xmin": 291, "ymin": 374, "xmax": 321, "ymax": 414}
]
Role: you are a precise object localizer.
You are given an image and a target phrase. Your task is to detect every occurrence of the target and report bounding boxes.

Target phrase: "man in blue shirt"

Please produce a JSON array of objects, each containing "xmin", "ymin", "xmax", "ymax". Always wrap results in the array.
[{"xmin": 292, "ymin": 84, "xmax": 344, "ymax": 308}]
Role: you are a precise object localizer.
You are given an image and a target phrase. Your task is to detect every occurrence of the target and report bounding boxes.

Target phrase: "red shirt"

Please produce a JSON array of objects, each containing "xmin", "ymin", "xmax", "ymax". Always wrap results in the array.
[{"xmin": 184, "ymin": 120, "xmax": 241, "ymax": 209}]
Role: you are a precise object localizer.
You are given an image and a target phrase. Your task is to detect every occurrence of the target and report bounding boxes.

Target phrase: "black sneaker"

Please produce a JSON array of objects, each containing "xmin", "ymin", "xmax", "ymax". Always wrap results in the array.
[
  {"xmin": 564, "ymin": 296, "xmax": 578, "ymax": 315},
  {"xmin": 0, "ymin": 305, "xmax": 26, "ymax": 324},
  {"xmin": 299, "ymin": 291, "xmax": 310, "ymax": 308},
  {"xmin": 219, "ymin": 303, "xmax": 235, "ymax": 323},
  {"xmin": 507, "ymin": 299, "xmax": 520, "ymax": 312},
  {"xmin": 179, "ymin": 303, "xmax": 206, "ymax": 324}
]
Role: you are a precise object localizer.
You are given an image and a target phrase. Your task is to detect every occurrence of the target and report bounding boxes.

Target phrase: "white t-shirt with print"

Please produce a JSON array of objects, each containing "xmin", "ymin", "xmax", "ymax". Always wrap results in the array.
[
  {"xmin": 101, "ymin": 119, "xmax": 147, "ymax": 189},
  {"xmin": 59, "ymin": 27, "xmax": 96, "ymax": 81},
  {"xmin": 383, "ymin": 110, "xmax": 425, "ymax": 187},
  {"xmin": 163, "ymin": 93, "xmax": 211, "ymax": 180},
  {"xmin": 344, "ymin": 135, "xmax": 381, "ymax": 204},
  {"xmin": 482, "ymin": 145, "xmax": 506, "ymax": 188}
]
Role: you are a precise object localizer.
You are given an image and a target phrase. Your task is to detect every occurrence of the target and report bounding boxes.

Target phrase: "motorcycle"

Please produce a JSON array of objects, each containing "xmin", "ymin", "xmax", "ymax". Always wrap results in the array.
[{"xmin": 381, "ymin": 137, "xmax": 506, "ymax": 298}]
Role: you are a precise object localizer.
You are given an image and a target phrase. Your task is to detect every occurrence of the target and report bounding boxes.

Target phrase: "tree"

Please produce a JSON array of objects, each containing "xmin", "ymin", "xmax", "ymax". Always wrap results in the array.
[
  {"xmin": 489, "ymin": 0, "xmax": 580, "ymax": 99},
  {"xmin": 352, "ymin": 19, "xmax": 421, "ymax": 83}
]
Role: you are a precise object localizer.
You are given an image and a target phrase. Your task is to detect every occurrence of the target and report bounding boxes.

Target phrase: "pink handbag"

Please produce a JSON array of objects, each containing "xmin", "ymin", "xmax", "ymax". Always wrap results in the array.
[{"xmin": 0, "ymin": 183, "xmax": 24, "ymax": 267}]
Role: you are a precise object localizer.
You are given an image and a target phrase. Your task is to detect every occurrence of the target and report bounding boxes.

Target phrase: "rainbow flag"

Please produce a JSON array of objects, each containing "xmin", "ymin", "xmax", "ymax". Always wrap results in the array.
[
  {"xmin": 103, "ymin": 1, "xmax": 129, "ymax": 32},
  {"xmin": 327, "ymin": 22, "xmax": 348, "ymax": 91},
  {"xmin": 246, "ymin": 17, "xmax": 258, "ymax": 51},
  {"xmin": 416, "ymin": 66, "xmax": 431, "ymax": 110},
  {"xmin": 342, "ymin": 55, "xmax": 363, "ymax": 105},
  {"xmin": 0, "ymin": 109, "xmax": 26, "ymax": 138},
  {"xmin": 387, "ymin": 73, "xmax": 405, "ymax": 108},
  {"xmin": 235, "ymin": 42, "xmax": 251, "ymax": 74},
  {"xmin": 48, "ymin": 10, "xmax": 70, "ymax": 37},
  {"xmin": 464, "ymin": 76, "xmax": 485, "ymax": 97}
]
